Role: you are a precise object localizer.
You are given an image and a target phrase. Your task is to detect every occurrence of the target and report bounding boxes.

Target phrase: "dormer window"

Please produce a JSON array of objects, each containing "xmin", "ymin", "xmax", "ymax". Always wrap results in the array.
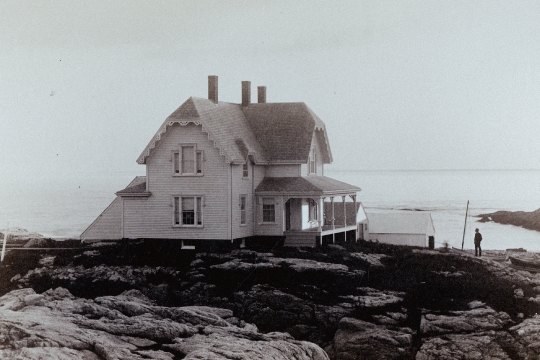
[
  {"xmin": 242, "ymin": 162, "xmax": 249, "ymax": 178},
  {"xmin": 173, "ymin": 144, "xmax": 203, "ymax": 176}
]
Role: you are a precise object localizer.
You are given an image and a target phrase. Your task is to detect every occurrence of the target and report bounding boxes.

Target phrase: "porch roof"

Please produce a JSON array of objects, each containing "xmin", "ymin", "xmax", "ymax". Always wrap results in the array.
[{"xmin": 255, "ymin": 176, "xmax": 361, "ymax": 196}]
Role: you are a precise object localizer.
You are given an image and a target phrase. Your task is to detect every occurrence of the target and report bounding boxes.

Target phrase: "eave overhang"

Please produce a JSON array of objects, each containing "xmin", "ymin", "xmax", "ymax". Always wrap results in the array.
[
  {"xmin": 116, "ymin": 192, "xmax": 152, "ymax": 198},
  {"xmin": 255, "ymin": 176, "xmax": 361, "ymax": 197}
]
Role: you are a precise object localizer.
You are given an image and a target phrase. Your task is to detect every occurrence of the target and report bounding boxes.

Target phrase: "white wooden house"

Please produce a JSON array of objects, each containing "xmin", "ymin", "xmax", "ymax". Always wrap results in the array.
[
  {"xmin": 365, "ymin": 212, "xmax": 435, "ymax": 248},
  {"xmin": 81, "ymin": 76, "xmax": 364, "ymax": 247}
]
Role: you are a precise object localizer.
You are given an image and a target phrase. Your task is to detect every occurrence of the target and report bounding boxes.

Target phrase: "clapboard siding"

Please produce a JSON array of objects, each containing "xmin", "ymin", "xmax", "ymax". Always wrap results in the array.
[
  {"xmin": 231, "ymin": 164, "xmax": 254, "ymax": 239},
  {"xmin": 368, "ymin": 233, "xmax": 427, "ymax": 247},
  {"xmin": 81, "ymin": 197, "xmax": 122, "ymax": 241},
  {"xmin": 254, "ymin": 195, "xmax": 285, "ymax": 236},
  {"xmin": 253, "ymin": 164, "xmax": 285, "ymax": 237},
  {"xmin": 123, "ymin": 123, "xmax": 230, "ymax": 240}
]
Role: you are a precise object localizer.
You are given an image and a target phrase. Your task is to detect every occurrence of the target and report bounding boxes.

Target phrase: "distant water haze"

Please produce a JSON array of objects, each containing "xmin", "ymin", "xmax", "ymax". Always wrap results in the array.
[{"xmin": 330, "ymin": 169, "xmax": 540, "ymax": 251}]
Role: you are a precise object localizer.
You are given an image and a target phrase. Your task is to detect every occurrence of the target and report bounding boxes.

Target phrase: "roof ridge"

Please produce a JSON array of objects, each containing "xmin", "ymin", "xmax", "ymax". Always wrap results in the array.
[{"xmin": 166, "ymin": 97, "xmax": 200, "ymax": 120}]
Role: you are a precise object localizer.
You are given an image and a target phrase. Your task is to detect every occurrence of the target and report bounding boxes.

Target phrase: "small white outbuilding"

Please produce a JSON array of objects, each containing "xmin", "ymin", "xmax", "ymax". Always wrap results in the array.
[{"xmin": 365, "ymin": 212, "xmax": 435, "ymax": 248}]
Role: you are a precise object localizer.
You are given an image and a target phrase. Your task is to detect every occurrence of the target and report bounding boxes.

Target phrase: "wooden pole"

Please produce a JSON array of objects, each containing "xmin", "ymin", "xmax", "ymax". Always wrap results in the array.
[
  {"xmin": 1, "ymin": 222, "xmax": 8, "ymax": 262},
  {"xmin": 461, "ymin": 201, "xmax": 469, "ymax": 250}
]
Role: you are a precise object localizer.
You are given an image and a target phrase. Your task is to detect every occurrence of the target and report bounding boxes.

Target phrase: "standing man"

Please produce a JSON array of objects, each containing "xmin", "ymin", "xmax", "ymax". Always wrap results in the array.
[{"xmin": 474, "ymin": 228, "xmax": 482, "ymax": 257}]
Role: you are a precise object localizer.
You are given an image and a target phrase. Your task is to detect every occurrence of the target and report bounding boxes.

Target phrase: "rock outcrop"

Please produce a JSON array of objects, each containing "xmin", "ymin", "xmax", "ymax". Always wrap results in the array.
[
  {"xmin": 0, "ymin": 287, "xmax": 329, "ymax": 360},
  {"xmin": 508, "ymin": 315, "xmax": 540, "ymax": 359},
  {"xmin": 420, "ymin": 306, "xmax": 513, "ymax": 336},
  {"xmin": 416, "ymin": 333, "xmax": 513, "ymax": 360},
  {"xmin": 7, "ymin": 241, "xmax": 540, "ymax": 359},
  {"xmin": 325, "ymin": 317, "xmax": 414, "ymax": 360},
  {"xmin": 478, "ymin": 208, "xmax": 540, "ymax": 232}
]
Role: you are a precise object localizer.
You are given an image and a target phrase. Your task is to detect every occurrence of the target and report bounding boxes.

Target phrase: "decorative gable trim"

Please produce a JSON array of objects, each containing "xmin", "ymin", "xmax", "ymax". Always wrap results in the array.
[
  {"xmin": 136, "ymin": 119, "xmax": 231, "ymax": 164},
  {"xmin": 315, "ymin": 127, "xmax": 333, "ymax": 163}
]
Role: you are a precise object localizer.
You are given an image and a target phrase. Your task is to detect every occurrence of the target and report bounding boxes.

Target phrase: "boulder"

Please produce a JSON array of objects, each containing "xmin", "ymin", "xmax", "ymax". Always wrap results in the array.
[
  {"xmin": 509, "ymin": 314, "xmax": 540, "ymax": 359},
  {"xmin": 24, "ymin": 237, "xmax": 55, "ymax": 248},
  {"xmin": 164, "ymin": 326, "xmax": 329, "ymax": 360},
  {"xmin": 325, "ymin": 317, "xmax": 414, "ymax": 360},
  {"xmin": 0, "ymin": 288, "xmax": 37, "ymax": 311},
  {"xmin": 233, "ymin": 284, "xmax": 357, "ymax": 340},
  {"xmin": 416, "ymin": 333, "xmax": 512, "ymax": 360},
  {"xmin": 349, "ymin": 252, "xmax": 388, "ymax": 267},
  {"xmin": 340, "ymin": 287, "xmax": 405, "ymax": 309},
  {"xmin": 420, "ymin": 307, "xmax": 512, "ymax": 336},
  {"xmin": 0, "ymin": 287, "xmax": 328, "ymax": 360}
]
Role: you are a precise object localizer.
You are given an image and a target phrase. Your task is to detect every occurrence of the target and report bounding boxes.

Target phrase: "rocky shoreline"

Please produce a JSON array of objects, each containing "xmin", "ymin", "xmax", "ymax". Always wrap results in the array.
[
  {"xmin": 478, "ymin": 208, "xmax": 540, "ymax": 233},
  {"xmin": 2, "ymin": 239, "xmax": 540, "ymax": 359}
]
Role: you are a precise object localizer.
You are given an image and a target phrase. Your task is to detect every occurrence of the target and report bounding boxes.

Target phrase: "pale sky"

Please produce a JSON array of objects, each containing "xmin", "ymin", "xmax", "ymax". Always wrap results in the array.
[{"xmin": 2, "ymin": 0, "xmax": 540, "ymax": 186}]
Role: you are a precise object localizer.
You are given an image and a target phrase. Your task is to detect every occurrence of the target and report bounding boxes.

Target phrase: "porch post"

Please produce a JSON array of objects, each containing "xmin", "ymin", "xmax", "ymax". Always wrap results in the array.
[
  {"xmin": 319, "ymin": 197, "xmax": 324, "ymax": 246},
  {"xmin": 352, "ymin": 194, "xmax": 358, "ymax": 241},
  {"xmin": 342, "ymin": 195, "xmax": 347, "ymax": 225},
  {"xmin": 342, "ymin": 195, "xmax": 347, "ymax": 242},
  {"xmin": 318, "ymin": 197, "xmax": 324, "ymax": 231},
  {"xmin": 331, "ymin": 196, "xmax": 335, "ymax": 244}
]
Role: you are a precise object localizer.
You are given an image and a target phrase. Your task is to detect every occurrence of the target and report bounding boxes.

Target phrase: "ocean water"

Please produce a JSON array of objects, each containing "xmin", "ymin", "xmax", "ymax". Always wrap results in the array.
[
  {"xmin": 1, "ymin": 170, "xmax": 540, "ymax": 251},
  {"xmin": 327, "ymin": 170, "xmax": 540, "ymax": 252}
]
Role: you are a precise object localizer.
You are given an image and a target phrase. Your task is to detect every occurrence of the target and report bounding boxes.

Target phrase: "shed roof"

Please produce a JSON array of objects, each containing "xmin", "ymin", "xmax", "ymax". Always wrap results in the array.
[
  {"xmin": 367, "ymin": 212, "xmax": 435, "ymax": 235},
  {"xmin": 137, "ymin": 98, "xmax": 332, "ymax": 165},
  {"xmin": 255, "ymin": 176, "xmax": 360, "ymax": 196},
  {"xmin": 116, "ymin": 176, "xmax": 150, "ymax": 197}
]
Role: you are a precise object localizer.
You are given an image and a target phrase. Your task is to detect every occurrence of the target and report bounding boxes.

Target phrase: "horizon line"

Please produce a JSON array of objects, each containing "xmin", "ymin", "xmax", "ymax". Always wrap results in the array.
[{"xmin": 326, "ymin": 168, "xmax": 540, "ymax": 172}]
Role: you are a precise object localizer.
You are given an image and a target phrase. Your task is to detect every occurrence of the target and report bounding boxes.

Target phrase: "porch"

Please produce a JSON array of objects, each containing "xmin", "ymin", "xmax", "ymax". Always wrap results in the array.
[
  {"xmin": 284, "ymin": 223, "xmax": 359, "ymax": 247},
  {"xmin": 254, "ymin": 176, "xmax": 365, "ymax": 248}
]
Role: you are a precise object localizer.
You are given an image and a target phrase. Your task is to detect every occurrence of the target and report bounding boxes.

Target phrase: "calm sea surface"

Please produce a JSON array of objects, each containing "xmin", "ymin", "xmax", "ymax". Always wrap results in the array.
[
  {"xmin": 1, "ymin": 170, "xmax": 540, "ymax": 251},
  {"xmin": 328, "ymin": 170, "xmax": 540, "ymax": 251}
]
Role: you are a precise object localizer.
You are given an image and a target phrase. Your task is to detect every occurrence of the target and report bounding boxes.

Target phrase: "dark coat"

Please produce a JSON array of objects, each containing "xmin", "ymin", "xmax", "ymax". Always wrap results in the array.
[{"xmin": 474, "ymin": 232, "xmax": 482, "ymax": 245}]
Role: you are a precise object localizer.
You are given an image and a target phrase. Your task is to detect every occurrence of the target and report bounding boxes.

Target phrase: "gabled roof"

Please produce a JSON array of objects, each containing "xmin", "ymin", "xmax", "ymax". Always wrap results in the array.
[
  {"xmin": 255, "ymin": 176, "xmax": 360, "ymax": 196},
  {"xmin": 243, "ymin": 102, "xmax": 332, "ymax": 163},
  {"xmin": 137, "ymin": 98, "xmax": 266, "ymax": 165},
  {"xmin": 366, "ymin": 212, "xmax": 435, "ymax": 235},
  {"xmin": 137, "ymin": 98, "xmax": 333, "ymax": 165}
]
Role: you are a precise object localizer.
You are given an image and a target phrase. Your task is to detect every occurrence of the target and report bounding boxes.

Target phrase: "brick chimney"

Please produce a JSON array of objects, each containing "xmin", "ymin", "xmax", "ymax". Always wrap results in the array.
[
  {"xmin": 208, "ymin": 75, "xmax": 218, "ymax": 104},
  {"xmin": 242, "ymin": 81, "xmax": 251, "ymax": 106},
  {"xmin": 257, "ymin": 86, "xmax": 266, "ymax": 103}
]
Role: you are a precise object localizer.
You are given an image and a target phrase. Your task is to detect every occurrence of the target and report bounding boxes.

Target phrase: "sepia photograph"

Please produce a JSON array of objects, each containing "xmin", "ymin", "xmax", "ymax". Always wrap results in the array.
[{"xmin": 1, "ymin": 1, "xmax": 540, "ymax": 358}]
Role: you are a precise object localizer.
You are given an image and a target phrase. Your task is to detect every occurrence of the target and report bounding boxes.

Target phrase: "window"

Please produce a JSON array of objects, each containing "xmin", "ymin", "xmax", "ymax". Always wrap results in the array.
[
  {"xmin": 240, "ymin": 195, "xmax": 247, "ymax": 225},
  {"xmin": 196, "ymin": 151, "xmax": 203, "ymax": 174},
  {"xmin": 242, "ymin": 163, "xmax": 249, "ymax": 178},
  {"xmin": 174, "ymin": 145, "xmax": 203, "ymax": 175},
  {"xmin": 308, "ymin": 198, "xmax": 318, "ymax": 221},
  {"xmin": 309, "ymin": 149, "xmax": 317, "ymax": 174},
  {"xmin": 182, "ymin": 146, "xmax": 194, "ymax": 173},
  {"xmin": 174, "ymin": 196, "xmax": 203, "ymax": 226},
  {"xmin": 181, "ymin": 240, "xmax": 196, "ymax": 250},
  {"xmin": 262, "ymin": 197, "xmax": 275, "ymax": 223},
  {"xmin": 173, "ymin": 152, "xmax": 180, "ymax": 173}
]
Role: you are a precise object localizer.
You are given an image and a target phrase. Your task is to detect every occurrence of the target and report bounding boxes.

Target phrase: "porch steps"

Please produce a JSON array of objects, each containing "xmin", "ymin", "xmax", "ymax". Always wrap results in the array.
[{"xmin": 284, "ymin": 231, "xmax": 318, "ymax": 247}]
